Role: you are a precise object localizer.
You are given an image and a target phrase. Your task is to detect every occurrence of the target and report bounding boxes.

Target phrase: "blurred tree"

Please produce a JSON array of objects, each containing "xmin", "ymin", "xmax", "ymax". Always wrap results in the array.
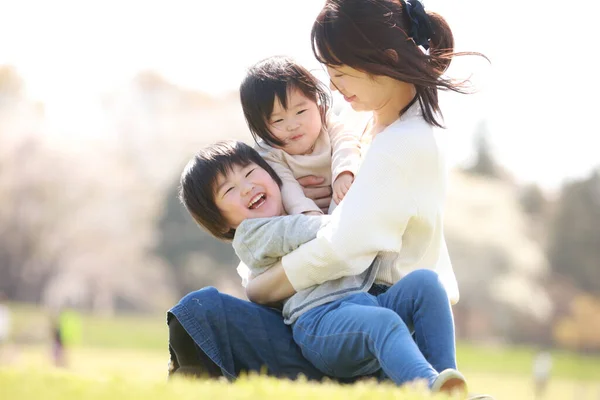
[
  {"xmin": 1, "ymin": 68, "xmax": 252, "ymax": 311},
  {"xmin": 155, "ymin": 182, "xmax": 240, "ymax": 298},
  {"xmin": 464, "ymin": 120, "xmax": 503, "ymax": 179},
  {"xmin": 0, "ymin": 68, "xmax": 59, "ymax": 301},
  {"xmin": 0, "ymin": 138, "xmax": 72, "ymax": 301},
  {"xmin": 0, "ymin": 123, "xmax": 172, "ymax": 311},
  {"xmin": 554, "ymin": 294, "xmax": 600, "ymax": 351},
  {"xmin": 519, "ymin": 184, "xmax": 551, "ymax": 246},
  {"xmin": 103, "ymin": 71, "xmax": 250, "ymax": 303},
  {"xmin": 446, "ymin": 170, "xmax": 552, "ymax": 344},
  {"xmin": 547, "ymin": 170, "xmax": 600, "ymax": 295},
  {"xmin": 519, "ymin": 184, "xmax": 548, "ymax": 218}
]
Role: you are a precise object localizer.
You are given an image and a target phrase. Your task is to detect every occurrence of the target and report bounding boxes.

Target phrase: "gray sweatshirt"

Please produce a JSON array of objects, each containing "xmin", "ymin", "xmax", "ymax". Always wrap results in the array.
[{"xmin": 232, "ymin": 214, "xmax": 381, "ymax": 324}]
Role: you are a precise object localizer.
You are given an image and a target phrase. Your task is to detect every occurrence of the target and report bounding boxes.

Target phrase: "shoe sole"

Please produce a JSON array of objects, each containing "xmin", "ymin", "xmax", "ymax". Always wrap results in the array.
[{"xmin": 440, "ymin": 376, "xmax": 468, "ymax": 395}]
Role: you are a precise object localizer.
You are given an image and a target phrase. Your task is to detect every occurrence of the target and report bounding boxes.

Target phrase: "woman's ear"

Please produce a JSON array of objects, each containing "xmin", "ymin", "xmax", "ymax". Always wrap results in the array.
[{"xmin": 385, "ymin": 49, "xmax": 399, "ymax": 62}]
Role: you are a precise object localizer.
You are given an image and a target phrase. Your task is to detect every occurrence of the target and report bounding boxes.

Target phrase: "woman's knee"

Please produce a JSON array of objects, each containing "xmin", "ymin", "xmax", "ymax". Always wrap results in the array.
[
  {"xmin": 178, "ymin": 286, "xmax": 221, "ymax": 305},
  {"xmin": 170, "ymin": 286, "xmax": 228, "ymax": 335}
]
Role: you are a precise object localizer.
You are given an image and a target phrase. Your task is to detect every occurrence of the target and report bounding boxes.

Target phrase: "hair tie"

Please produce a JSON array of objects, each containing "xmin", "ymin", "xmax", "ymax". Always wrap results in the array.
[{"xmin": 400, "ymin": 0, "xmax": 432, "ymax": 50}]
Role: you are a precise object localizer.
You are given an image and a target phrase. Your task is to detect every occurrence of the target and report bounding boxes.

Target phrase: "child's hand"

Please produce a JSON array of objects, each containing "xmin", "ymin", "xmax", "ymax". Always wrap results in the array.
[{"xmin": 332, "ymin": 172, "xmax": 354, "ymax": 205}]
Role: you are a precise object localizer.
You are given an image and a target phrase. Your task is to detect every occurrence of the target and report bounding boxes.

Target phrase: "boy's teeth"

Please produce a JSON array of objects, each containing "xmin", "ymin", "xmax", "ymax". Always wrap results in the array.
[{"xmin": 248, "ymin": 194, "xmax": 264, "ymax": 208}]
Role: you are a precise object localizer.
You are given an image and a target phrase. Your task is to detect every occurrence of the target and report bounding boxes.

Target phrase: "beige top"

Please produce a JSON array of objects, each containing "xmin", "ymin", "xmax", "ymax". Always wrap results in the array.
[{"xmin": 255, "ymin": 111, "xmax": 362, "ymax": 215}]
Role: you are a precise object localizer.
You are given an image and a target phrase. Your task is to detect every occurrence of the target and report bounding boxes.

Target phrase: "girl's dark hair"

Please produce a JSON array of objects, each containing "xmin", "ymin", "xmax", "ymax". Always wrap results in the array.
[
  {"xmin": 312, "ymin": 0, "xmax": 486, "ymax": 128},
  {"xmin": 179, "ymin": 141, "xmax": 282, "ymax": 241},
  {"xmin": 240, "ymin": 55, "xmax": 331, "ymax": 147}
]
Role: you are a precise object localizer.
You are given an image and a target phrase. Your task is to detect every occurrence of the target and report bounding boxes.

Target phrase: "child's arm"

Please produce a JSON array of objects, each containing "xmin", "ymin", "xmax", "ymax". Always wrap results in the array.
[
  {"xmin": 256, "ymin": 147, "xmax": 323, "ymax": 215},
  {"xmin": 232, "ymin": 214, "xmax": 329, "ymax": 271},
  {"xmin": 327, "ymin": 112, "xmax": 362, "ymax": 204},
  {"xmin": 238, "ymin": 215, "xmax": 328, "ymax": 304}
]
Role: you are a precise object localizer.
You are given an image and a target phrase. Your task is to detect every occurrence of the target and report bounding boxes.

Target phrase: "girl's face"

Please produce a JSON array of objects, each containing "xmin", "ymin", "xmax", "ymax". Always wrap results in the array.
[
  {"xmin": 267, "ymin": 88, "xmax": 323, "ymax": 155},
  {"xmin": 326, "ymin": 65, "xmax": 396, "ymax": 112},
  {"xmin": 214, "ymin": 163, "xmax": 284, "ymax": 230}
]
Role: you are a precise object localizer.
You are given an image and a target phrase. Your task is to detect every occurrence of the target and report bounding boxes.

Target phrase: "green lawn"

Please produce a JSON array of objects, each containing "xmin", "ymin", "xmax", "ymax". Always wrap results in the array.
[
  {"xmin": 1, "ymin": 346, "xmax": 599, "ymax": 400},
  {"xmin": 3, "ymin": 303, "xmax": 599, "ymax": 399},
  {"xmin": 0, "ymin": 367, "xmax": 446, "ymax": 400}
]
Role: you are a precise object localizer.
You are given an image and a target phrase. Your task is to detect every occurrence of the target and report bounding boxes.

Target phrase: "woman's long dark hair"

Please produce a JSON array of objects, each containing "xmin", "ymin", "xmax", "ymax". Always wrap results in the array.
[{"xmin": 312, "ymin": 0, "xmax": 487, "ymax": 127}]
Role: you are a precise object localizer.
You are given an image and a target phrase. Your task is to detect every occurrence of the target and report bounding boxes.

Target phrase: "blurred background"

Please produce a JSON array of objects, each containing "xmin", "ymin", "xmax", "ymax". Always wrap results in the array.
[{"xmin": 0, "ymin": 0, "xmax": 599, "ymax": 398}]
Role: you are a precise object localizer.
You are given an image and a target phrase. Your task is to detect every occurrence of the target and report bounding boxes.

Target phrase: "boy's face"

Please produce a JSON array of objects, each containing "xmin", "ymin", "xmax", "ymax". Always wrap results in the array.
[
  {"xmin": 214, "ymin": 163, "xmax": 284, "ymax": 230},
  {"xmin": 268, "ymin": 87, "xmax": 323, "ymax": 155}
]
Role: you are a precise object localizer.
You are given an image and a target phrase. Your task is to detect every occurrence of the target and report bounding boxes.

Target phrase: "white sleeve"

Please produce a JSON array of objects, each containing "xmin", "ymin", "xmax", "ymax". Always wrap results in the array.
[{"xmin": 281, "ymin": 131, "xmax": 421, "ymax": 291}]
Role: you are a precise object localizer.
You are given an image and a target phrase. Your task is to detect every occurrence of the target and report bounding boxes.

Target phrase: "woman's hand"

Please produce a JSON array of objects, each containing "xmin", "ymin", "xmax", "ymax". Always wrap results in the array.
[
  {"xmin": 297, "ymin": 175, "xmax": 332, "ymax": 214},
  {"xmin": 246, "ymin": 262, "xmax": 296, "ymax": 305}
]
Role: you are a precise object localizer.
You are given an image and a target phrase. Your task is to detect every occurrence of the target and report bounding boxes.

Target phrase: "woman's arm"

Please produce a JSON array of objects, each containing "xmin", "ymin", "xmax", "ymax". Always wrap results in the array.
[
  {"xmin": 248, "ymin": 124, "xmax": 437, "ymax": 298},
  {"xmin": 246, "ymin": 261, "xmax": 296, "ymax": 304}
]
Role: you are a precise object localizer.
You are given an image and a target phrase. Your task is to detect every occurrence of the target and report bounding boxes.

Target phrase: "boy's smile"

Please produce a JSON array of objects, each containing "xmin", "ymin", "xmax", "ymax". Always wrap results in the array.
[{"xmin": 214, "ymin": 163, "xmax": 284, "ymax": 230}]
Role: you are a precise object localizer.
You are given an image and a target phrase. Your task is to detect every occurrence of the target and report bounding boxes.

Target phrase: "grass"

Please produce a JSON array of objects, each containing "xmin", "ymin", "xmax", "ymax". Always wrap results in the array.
[
  {"xmin": 3, "ymin": 303, "xmax": 600, "ymax": 399},
  {"xmin": 0, "ymin": 367, "xmax": 451, "ymax": 400},
  {"xmin": 7, "ymin": 303, "xmax": 166, "ymax": 350},
  {"xmin": 1, "ymin": 345, "xmax": 598, "ymax": 400},
  {"xmin": 457, "ymin": 343, "xmax": 600, "ymax": 381},
  {"xmin": 0, "ymin": 346, "xmax": 600, "ymax": 400}
]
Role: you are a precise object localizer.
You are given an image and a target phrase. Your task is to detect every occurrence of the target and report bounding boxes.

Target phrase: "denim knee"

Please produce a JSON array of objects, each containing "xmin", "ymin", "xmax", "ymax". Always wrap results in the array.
[
  {"xmin": 405, "ymin": 270, "xmax": 444, "ymax": 291},
  {"xmin": 361, "ymin": 307, "xmax": 406, "ymax": 340},
  {"xmin": 178, "ymin": 286, "xmax": 221, "ymax": 305}
]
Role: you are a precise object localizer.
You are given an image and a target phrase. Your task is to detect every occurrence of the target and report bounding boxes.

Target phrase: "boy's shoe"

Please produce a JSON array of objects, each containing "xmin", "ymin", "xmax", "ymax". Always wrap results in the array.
[{"xmin": 431, "ymin": 368, "xmax": 468, "ymax": 396}]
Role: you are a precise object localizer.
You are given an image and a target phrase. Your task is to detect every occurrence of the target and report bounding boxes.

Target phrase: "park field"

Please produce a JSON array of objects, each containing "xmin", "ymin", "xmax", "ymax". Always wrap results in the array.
[{"xmin": 1, "ymin": 304, "xmax": 599, "ymax": 399}]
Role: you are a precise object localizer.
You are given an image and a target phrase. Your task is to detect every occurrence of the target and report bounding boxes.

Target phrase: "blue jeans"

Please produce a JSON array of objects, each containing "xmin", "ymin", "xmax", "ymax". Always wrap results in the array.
[
  {"xmin": 293, "ymin": 269, "xmax": 456, "ymax": 386},
  {"xmin": 169, "ymin": 286, "xmax": 328, "ymax": 381}
]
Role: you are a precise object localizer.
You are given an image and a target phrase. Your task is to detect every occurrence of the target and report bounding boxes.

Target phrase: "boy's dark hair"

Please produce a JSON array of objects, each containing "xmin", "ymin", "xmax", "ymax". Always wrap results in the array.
[
  {"xmin": 240, "ymin": 55, "xmax": 331, "ymax": 148},
  {"xmin": 179, "ymin": 141, "xmax": 282, "ymax": 241},
  {"xmin": 311, "ymin": 0, "xmax": 487, "ymax": 128}
]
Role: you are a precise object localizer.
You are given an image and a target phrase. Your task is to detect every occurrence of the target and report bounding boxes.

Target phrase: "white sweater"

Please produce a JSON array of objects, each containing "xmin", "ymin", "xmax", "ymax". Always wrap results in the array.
[{"xmin": 281, "ymin": 102, "xmax": 459, "ymax": 304}]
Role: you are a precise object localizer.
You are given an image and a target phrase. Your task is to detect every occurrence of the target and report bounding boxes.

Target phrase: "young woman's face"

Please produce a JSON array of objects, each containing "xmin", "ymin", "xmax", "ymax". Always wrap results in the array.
[
  {"xmin": 267, "ymin": 88, "xmax": 323, "ymax": 155},
  {"xmin": 326, "ymin": 65, "xmax": 396, "ymax": 112},
  {"xmin": 214, "ymin": 163, "xmax": 284, "ymax": 230}
]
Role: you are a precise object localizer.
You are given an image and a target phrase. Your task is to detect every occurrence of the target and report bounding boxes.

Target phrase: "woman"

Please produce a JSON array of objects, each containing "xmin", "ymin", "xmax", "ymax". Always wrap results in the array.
[{"xmin": 169, "ymin": 0, "xmax": 487, "ymax": 396}]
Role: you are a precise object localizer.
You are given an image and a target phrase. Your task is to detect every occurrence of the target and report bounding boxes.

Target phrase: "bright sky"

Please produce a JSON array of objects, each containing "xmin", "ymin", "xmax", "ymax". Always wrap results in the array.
[{"xmin": 1, "ymin": 0, "xmax": 598, "ymax": 191}]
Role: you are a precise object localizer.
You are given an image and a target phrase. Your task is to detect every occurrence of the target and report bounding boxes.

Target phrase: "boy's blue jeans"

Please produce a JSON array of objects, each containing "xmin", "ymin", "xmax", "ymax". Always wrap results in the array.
[{"xmin": 293, "ymin": 269, "xmax": 456, "ymax": 386}]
